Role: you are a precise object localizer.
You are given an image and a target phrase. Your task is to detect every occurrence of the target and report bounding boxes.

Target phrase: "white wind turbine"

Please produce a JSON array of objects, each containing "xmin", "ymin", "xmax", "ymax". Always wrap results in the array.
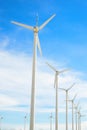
[
  {"xmin": 77, "ymin": 107, "xmax": 81, "ymax": 130},
  {"xmin": 0, "ymin": 116, "xmax": 3, "ymax": 130},
  {"xmin": 11, "ymin": 14, "xmax": 56, "ymax": 130},
  {"xmin": 24, "ymin": 114, "xmax": 27, "ymax": 130},
  {"xmin": 68, "ymin": 94, "xmax": 77, "ymax": 130},
  {"xmin": 46, "ymin": 62, "xmax": 69, "ymax": 130},
  {"xmin": 74, "ymin": 102, "xmax": 79, "ymax": 130},
  {"xmin": 49, "ymin": 113, "xmax": 53, "ymax": 130},
  {"xmin": 59, "ymin": 83, "xmax": 75, "ymax": 130},
  {"xmin": 79, "ymin": 113, "xmax": 86, "ymax": 130}
]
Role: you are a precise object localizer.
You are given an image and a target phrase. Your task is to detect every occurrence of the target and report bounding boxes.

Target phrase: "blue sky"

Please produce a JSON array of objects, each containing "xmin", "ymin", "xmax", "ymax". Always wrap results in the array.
[
  {"xmin": 1, "ymin": 0, "xmax": 87, "ymax": 73},
  {"xmin": 0, "ymin": 0, "xmax": 87, "ymax": 130}
]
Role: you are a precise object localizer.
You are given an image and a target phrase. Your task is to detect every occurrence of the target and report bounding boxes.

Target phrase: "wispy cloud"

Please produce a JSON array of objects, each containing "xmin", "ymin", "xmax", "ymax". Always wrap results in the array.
[{"xmin": 0, "ymin": 50, "xmax": 86, "ymax": 109}]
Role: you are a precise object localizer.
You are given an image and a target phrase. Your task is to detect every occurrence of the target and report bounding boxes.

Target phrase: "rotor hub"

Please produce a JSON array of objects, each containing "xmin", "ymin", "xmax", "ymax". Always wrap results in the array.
[
  {"xmin": 56, "ymin": 71, "xmax": 59, "ymax": 75},
  {"xmin": 34, "ymin": 26, "xmax": 38, "ymax": 33}
]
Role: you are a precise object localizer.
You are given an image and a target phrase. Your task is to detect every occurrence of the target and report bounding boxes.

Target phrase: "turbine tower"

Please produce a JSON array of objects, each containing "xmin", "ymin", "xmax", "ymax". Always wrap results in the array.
[
  {"xmin": 11, "ymin": 14, "xmax": 56, "ymax": 130},
  {"xmin": 59, "ymin": 83, "xmax": 75, "ymax": 130},
  {"xmin": 74, "ymin": 102, "xmax": 79, "ymax": 130},
  {"xmin": 46, "ymin": 62, "xmax": 68, "ymax": 130},
  {"xmin": 68, "ymin": 94, "xmax": 77, "ymax": 130}
]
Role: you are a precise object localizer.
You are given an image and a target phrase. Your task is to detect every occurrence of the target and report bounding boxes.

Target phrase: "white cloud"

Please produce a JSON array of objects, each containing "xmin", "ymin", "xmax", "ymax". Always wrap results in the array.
[
  {"xmin": 0, "ymin": 50, "xmax": 87, "ymax": 127},
  {"xmin": 0, "ymin": 94, "xmax": 18, "ymax": 107},
  {"xmin": 0, "ymin": 50, "xmax": 87, "ymax": 108}
]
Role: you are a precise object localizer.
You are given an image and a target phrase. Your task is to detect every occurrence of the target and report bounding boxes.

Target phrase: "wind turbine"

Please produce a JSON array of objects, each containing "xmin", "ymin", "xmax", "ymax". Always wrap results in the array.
[
  {"xmin": 59, "ymin": 83, "xmax": 75, "ymax": 130},
  {"xmin": 49, "ymin": 113, "xmax": 53, "ymax": 130},
  {"xmin": 24, "ymin": 114, "xmax": 27, "ymax": 130},
  {"xmin": 68, "ymin": 94, "xmax": 77, "ymax": 130},
  {"xmin": 74, "ymin": 102, "xmax": 79, "ymax": 130},
  {"xmin": 0, "ymin": 116, "xmax": 3, "ymax": 130},
  {"xmin": 11, "ymin": 14, "xmax": 56, "ymax": 130},
  {"xmin": 46, "ymin": 62, "xmax": 69, "ymax": 130},
  {"xmin": 24, "ymin": 113, "xmax": 27, "ymax": 130},
  {"xmin": 77, "ymin": 108, "xmax": 86, "ymax": 130},
  {"xmin": 77, "ymin": 107, "xmax": 81, "ymax": 130},
  {"xmin": 79, "ymin": 114, "xmax": 86, "ymax": 130}
]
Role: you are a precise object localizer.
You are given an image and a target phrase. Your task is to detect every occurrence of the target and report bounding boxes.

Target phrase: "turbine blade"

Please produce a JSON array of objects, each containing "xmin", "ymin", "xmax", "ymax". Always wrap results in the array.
[
  {"xmin": 77, "ymin": 101, "xmax": 80, "ymax": 107},
  {"xmin": 74, "ymin": 101, "xmax": 79, "ymax": 109},
  {"xmin": 37, "ymin": 34, "xmax": 42, "ymax": 56},
  {"xmin": 36, "ymin": 13, "xmax": 39, "ymax": 26},
  {"xmin": 11, "ymin": 21, "xmax": 33, "ymax": 30},
  {"xmin": 73, "ymin": 94, "xmax": 77, "ymax": 101},
  {"xmin": 67, "ymin": 83, "xmax": 76, "ymax": 91},
  {"xmin": 59, "ymin": 69, "xmax": 70, "ymax": 74},
  {"xmin": 59, "ymin": 87, "xmax": 66, "ymax": 91},
  {"xmin": 46, "ymin": 62, "xmax": 56, "ymax": 72},
  {"xmin": 39, "ymin": 14, "xmax": 56, "ymax": 30},
  {"xmin": 80, "ymin": 115, "xmax": 86, "ymax": 117}
]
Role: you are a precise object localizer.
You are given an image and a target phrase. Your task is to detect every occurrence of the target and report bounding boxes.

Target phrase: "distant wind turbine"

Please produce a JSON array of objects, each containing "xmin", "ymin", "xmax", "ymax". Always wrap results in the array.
[
  {"xmin": 24, "ymin": 114, "xmax": 27, "ymax": 130},
  {"xmin": 0, "ymin": 116, "xmax": 3, "ymax": 130},
  {"xmin": 49, "ymin": 113, "xmax": 53, "ymax": 130},
  {"xmin": 68, "ymin": 94, "xmax": 77, "ymax": 130},
  {"xmin": 59, "ymin": 83, "xmax": 75, "ymax": 130},
  {"xmin": 79, "ymin": 114, "xmax": 86, "ymax": 130},
  {"xmin": 77, "ymin": 107, "xmax": 86, "ymax": 130},
  {"xmin": 77, "ymin": 107, "xmax": 81, "ymax": 130},
  {"xmin": 46, "ymin": 62, "xmax": 69, "ymax": 130},
  {"xmin": 11, "ymin": 14, "xmax": 56, "ymax": 130},
  {"xmin": 74, "ymin": 102, "xmax": 79, "ymax": 130}
]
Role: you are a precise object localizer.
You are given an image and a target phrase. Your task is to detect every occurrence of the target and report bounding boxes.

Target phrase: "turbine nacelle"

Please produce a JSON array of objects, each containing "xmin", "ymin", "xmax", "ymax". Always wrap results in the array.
[{"xmin": 56, "ymin": 71, "xmax": 59, "ymax": 75}]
